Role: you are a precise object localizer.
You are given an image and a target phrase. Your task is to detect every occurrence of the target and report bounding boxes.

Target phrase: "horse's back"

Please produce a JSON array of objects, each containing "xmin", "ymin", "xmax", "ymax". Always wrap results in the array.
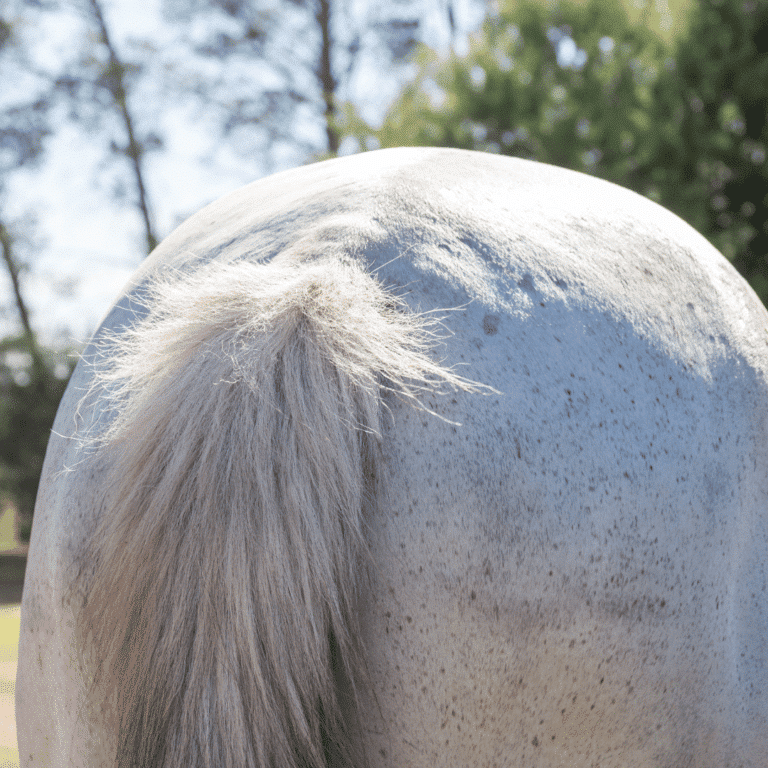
[{"xmin": 17, "ymin": 148, "xmax": 768, "ymax": 766}]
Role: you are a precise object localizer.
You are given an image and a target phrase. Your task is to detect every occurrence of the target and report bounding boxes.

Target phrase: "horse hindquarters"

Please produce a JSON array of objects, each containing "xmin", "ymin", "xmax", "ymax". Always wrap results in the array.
[{"xmin": 17, "ymin": 147, "xmax": 768, "ymax": 767}]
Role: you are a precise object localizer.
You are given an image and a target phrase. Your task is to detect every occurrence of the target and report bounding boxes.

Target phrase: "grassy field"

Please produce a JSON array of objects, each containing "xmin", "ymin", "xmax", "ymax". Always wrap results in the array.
[
  {"xmin": 0, "ymin": 604, "xmax": 19, "ymax": 768},
  {"xmin": 0, "ymin": 505, "xmax": 23, "ymax": 768},
  {"xmin": 0, "ymin": 508, "xmax": 17, "ymax": 554}
]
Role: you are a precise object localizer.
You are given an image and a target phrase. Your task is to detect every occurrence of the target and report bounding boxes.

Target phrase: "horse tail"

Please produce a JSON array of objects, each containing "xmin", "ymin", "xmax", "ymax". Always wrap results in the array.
[{"xmin": 71, "ymin": 257, "xmax": 479, "ymax": 768}]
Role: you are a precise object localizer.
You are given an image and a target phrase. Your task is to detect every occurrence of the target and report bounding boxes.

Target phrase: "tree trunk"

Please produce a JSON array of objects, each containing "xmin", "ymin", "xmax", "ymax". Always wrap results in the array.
[
  {"xmin": 88, "ymin": 0, "xmax": 158, "ymax": 254},
  {"xmin": 0, "ymin": 220, "xmax": 46, "ymax": 373},
  {"xmin": 315, "ymin": 0, "xmax": 340, "ymax": 155}
]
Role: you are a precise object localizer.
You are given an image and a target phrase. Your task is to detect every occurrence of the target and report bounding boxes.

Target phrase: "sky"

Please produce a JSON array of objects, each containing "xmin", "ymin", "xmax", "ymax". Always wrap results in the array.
[{"xmin": 1, "ymin": 0, "xmax": 484, "ymax": 352}]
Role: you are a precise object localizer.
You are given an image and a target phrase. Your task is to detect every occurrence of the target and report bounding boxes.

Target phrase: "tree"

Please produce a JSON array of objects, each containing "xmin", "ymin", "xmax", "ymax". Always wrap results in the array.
[
  {"xmin": 0, "ymin": 332, "xmax": 74, "ymax": 543},
  {"xmin": 0, "ymin": 2, "xmax": 52, "ymax": 366},
  {"xmin": 159, "ymin": 0, "xmax": 429, "ymax": 163},
  {"xmin": 354, "ymin": 0, "xmax": 668, "ymax": 185},
  {"xmin": 26, "ymin": 0, "xmax": 437, "ymax": 258},
  {"xmin": 648, "ymin": 0, "xmax": 768, "ymax": 298},
  {"xmin": 86, "ymin": 0, "xmax": 159, "ymax": 252},
  {"xmin": 54, "ymin": 0, "xmax": 160, "ymax": 253},
  {"xmin": 0, "ymin": 3, "xmax": 75, "ymax": 541}
]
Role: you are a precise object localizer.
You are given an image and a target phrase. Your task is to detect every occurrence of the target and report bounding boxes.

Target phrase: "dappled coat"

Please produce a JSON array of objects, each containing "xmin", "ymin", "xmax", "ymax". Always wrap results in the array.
[{"xmin": 17, "ymin": 148, "xmax": 768, "ymax": 767}]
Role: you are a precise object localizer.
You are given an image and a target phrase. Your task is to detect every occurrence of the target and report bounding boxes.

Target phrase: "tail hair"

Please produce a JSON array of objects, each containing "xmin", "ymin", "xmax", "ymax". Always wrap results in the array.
[{"xmin": 71, "ymin": 256, "xmax": 481, "ymax": 768}]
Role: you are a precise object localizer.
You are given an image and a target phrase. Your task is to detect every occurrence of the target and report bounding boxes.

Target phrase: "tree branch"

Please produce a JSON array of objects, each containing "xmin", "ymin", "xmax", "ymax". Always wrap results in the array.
[
  {"xmin": 87, "ymin": 0, "xmax": 158, "ymax": 253},
  {"xmin": 0, "ymin": 220, "xmax": 45, "ymax": 372}
]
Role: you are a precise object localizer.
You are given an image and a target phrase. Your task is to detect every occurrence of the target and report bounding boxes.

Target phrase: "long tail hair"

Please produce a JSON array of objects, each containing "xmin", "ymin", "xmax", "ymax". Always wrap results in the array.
[{"xmin": 70, "ymin": 256, "xmax": 479, "ymax": 768}]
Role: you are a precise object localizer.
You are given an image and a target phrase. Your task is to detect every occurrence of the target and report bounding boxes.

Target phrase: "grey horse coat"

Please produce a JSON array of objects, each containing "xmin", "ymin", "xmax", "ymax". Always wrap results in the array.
[{"xmin": 17, "ymin": 148, "xmax": 768, "ymax": 766}]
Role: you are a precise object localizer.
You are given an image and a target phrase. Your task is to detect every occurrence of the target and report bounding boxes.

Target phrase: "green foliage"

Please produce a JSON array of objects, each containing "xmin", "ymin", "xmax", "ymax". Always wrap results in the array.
[
  {"xmin": 360, "ymin": 0, "xmax": 668, "ymax": 185},
  {"xmin": 0, "ymin": 335, "xmax": 75, "ymax": 543},
  {"xmin": 352, "ymin": 0, "xmax": 768, "ymax": 304},
  {"xmin": 648, "ymin": 0, "xmax": 768, "ymax": 298}
]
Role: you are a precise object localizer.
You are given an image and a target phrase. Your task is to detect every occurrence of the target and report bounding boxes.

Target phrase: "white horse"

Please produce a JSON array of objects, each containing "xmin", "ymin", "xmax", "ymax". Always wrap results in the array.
[{"xmin": 16, "ymin": 148, "xmax": 768, "ymax": 767}]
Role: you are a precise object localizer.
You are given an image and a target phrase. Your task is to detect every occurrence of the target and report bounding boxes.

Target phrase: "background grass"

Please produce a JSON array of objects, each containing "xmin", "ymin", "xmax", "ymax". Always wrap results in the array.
[
  {"xmin": 0, "ymin": 508, "xmax": 17, "ymax": 553},
  {"xmin": 0, "ymin": 605, "xmax": 20, "ymax": 767},
  {"xmin": 0, "ymin": 505, "xmax": 23, "ymax": 768}
]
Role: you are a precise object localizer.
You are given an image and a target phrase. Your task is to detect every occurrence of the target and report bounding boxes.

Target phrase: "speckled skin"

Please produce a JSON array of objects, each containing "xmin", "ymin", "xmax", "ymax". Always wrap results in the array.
[{"xmin": 16, "ymin": 148, "xmax": 768, "ymax": 766}]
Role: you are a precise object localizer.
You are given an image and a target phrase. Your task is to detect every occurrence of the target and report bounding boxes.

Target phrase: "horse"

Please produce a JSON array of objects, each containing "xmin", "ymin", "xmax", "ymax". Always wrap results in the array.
[{"xmin": 16, "ymin": 147, "xmax": 768, "ymax": 767}]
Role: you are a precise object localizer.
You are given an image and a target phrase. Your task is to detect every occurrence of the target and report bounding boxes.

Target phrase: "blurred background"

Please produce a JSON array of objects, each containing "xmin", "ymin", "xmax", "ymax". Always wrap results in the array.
[{"xmin": 0, "ymin": 0, "xmax": 766, "ymax": 763}]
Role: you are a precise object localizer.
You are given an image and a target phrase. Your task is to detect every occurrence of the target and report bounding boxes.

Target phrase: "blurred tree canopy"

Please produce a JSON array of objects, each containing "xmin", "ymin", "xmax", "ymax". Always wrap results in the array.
[
  {"xmin": 658, "ymin": 0, "xmax": 768, "ymax": 297},
  {"xmin": 0, "ymin": 335, "xmax": 74, "ymax": 543},
  {"xmin": 0, "ymin": 3, "xmax": 71, "ymax": 542},
  {"xmin": 353, "ymin": 0, "xmax": 666, "ymax": 180},
  {"xmin": 158, "ymin": 0, "xmax": 429, "ymax": 159},
  {"xmin": 346, "ymin": 0, "xmax": 768, "ymax": 302}
]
